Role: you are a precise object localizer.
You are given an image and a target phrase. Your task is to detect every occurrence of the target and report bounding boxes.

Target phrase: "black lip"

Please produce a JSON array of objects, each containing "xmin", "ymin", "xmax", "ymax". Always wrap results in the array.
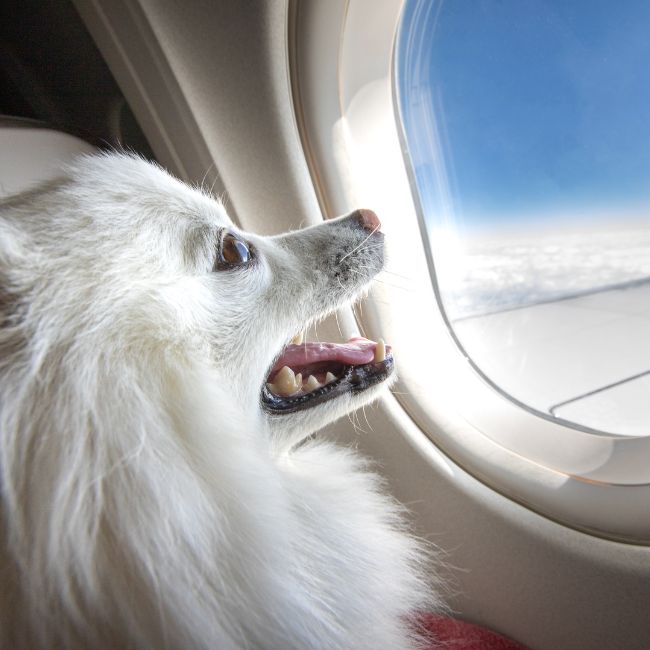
[{"xmin": 261, "ymin": 356, "xmax": 394, "ymax": 414}]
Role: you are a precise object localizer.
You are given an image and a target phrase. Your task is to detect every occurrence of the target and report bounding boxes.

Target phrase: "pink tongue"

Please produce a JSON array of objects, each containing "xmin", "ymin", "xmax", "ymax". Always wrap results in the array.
[{"xmin": 271, "ymin": 337, "xmax": 378, "ymax": 375}]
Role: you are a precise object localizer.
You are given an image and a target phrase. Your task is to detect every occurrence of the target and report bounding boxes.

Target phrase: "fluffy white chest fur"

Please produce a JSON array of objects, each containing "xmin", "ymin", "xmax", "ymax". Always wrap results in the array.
[{"xmin": 0, "ymin": 154, "xmax": 438, "ymax": 649}]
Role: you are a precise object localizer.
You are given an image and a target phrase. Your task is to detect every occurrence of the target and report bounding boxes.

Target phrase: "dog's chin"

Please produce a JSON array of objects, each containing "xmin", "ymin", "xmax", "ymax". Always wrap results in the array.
[{"xmin": 261, "ymin": 333, "xmax": 395, "ymax": 445}]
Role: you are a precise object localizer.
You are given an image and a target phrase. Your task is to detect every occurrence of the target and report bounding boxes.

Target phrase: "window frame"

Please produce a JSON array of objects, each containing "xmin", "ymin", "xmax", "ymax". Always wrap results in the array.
[{"xmin": 290, "ymin": 0, "xmax": 650, "ymax": 543}]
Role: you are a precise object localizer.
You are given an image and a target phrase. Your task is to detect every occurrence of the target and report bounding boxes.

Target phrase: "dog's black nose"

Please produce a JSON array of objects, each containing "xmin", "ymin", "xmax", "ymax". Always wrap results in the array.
[{"xmin": 353, "ymin": 209, "xmax": 381, "ymax": 233}]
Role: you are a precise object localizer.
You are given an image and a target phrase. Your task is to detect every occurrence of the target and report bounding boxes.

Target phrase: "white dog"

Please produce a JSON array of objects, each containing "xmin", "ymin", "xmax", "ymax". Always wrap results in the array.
[{"xmin": 0, "ymin": 153, "xmax": 438, "ymax": 649}]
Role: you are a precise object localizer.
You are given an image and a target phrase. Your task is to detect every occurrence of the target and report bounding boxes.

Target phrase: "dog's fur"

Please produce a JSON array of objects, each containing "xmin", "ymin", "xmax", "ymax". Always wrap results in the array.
[{"xmin": 0, "ymin": 153, "xmax": 437, "ymax": 649}]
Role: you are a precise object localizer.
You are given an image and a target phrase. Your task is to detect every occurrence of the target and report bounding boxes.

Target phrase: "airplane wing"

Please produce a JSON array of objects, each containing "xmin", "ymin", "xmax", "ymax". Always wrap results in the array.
[{"xmin": 452, "ymin": 280, "xmax": 650, "ymax": 436}]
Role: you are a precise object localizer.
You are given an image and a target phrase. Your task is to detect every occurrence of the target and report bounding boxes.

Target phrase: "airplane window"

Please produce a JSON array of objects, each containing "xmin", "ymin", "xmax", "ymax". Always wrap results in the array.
[{"xmin": 396, "ymin": 0, "xmax": 650, "ymax": 436}]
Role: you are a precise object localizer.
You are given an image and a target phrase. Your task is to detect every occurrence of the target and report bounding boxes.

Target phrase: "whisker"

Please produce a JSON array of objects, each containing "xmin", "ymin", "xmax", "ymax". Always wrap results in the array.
[
  {"xmin": 361, "ymin": 405, "xmax": 373, "ymax": 432},
  {"xmin": 352, "ymin": 410, "xmax": 368, "ymax": 435},
  {"xmin": 374, "ymin": 278, "xmax": 415, "ymax": 291},
  {"xmin": 347, "ymin": 411, "xmax": 362, "ymax": 435},
  {"xmin": 380, "ymin": 269, "xmax": 412, "ymax": 280},
  {"xmin": 334, "ymin": 310, "xmax": 343, "ymax": 339},
  {"xmin": 344, "ymin": 266, "xmax": 414, "ymax": 291},
  {"xmin": 352, "ymin": 304, "xmax": 367, "ymax": 338},
  {"xmin": 350, "ymin": 245, "xmax": 385, "ymax": 254},
  {"xmin": 338, "ymin": 225, "xmax": 381, "ymax": 264}
]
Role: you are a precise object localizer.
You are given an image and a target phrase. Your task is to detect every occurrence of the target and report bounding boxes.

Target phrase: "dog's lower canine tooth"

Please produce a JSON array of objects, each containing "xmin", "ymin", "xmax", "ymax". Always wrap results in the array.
[
  {"xmin": 374, "ymin": 339, "xmax": 386, "ymax": 363},
  {"xmin": 325, "ymin": 372, "xmax": 336, "ymax": 384},
  {"xmin": 291, "ymin": 331, "xmax": 304, "ymax": 345},
  {"xmin": 306, "ymin": 375, "xmax": 321, "ymax": 392}
]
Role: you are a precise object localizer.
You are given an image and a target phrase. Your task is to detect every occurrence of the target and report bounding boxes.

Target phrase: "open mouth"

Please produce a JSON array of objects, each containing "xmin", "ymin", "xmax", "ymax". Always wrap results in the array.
[{"xmin": 261, "ymin": 335, "xmax": 394, "ymax": 414}]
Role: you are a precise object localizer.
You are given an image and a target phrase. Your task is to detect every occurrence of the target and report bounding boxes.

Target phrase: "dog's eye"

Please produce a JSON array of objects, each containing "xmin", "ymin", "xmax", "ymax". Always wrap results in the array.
[{"xmin": 214, "ymin": 231, "xmax": 253, "ymax": 271}]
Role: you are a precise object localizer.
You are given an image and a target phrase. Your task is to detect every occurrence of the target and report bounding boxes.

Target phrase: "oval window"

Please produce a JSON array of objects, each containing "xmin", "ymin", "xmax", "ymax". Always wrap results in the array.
[{"xmin": 396, "ymin": 0, "xmax": 650, "ymax": 436}]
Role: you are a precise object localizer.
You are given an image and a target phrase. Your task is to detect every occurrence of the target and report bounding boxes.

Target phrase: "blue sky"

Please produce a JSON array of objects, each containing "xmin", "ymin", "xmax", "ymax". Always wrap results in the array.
[{"xmin": 397, "ymin": 0, "xmax": 650, "ymax": 230}]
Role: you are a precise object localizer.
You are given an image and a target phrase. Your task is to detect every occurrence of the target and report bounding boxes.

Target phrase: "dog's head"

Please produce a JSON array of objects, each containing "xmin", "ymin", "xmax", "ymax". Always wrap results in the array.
[{"xmin": 0, "ymin": 153, "xmax": 393, "ymax": 447}]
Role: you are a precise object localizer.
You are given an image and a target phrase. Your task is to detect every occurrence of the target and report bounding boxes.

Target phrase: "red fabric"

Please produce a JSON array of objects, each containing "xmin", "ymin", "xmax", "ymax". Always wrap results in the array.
[{"xmin": 416, "ymin": 613, "xmax": 528, "ymax": 649}]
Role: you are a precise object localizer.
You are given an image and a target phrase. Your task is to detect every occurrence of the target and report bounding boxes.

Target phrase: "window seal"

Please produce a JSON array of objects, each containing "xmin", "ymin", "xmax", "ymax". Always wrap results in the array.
[{"xmin": 289, "ymin": 0, "xmax": 650, "ymax": 543}]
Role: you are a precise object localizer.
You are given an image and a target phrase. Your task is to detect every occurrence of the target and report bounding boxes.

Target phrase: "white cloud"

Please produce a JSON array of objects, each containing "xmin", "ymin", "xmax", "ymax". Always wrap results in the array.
[{"xmin": 435, "ymin": 221, "xmax": 650, "ymax": 320}]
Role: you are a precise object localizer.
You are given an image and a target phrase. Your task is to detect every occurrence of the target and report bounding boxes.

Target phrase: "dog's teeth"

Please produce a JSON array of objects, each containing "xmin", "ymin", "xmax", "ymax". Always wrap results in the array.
[
  {"xmin": 374, "ymin": 339, "xmax": 386, "ymax": 363},
  {"xmin": 305, "ymin": 375, "xmax": 321, "ymax": 392},
  {"xmin": 277, "ymin": 365, "xmax": 295, "ymax": 383},
  {"xmin": 291, "ymin": 331, "xmax": 304, "ymax": 345},
  {"xmin": 274, "ymin": 365, "xmax": 300, "ymax": 396},
  {"xmin": 325, "ymin": 371, "xmax": 337, "ymax": 384},
  {"xmin": 295, "ymin": 373, "xmax": 303, "ymax": 389}
]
